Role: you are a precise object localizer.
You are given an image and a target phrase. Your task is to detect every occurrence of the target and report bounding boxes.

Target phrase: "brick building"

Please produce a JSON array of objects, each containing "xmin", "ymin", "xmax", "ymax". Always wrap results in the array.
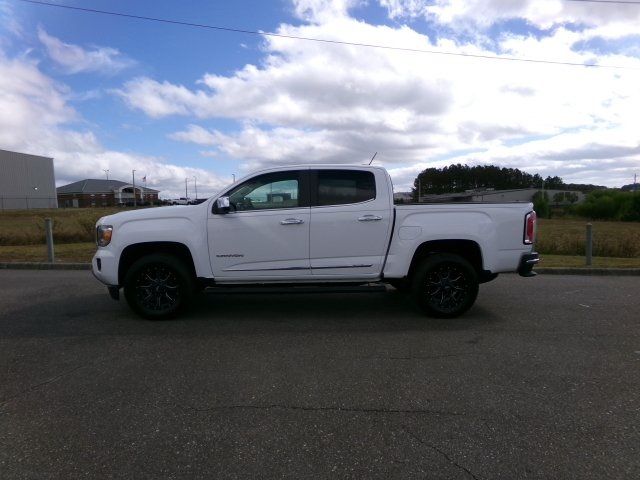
[{"xmin": 57, "ymin": 179, "xmax": 160, "ymax": 208}]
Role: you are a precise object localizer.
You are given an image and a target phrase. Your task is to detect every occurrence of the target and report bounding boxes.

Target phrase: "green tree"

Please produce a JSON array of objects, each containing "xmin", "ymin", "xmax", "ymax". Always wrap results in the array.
[
  {"xmin": 533, "ymin": 191, "xmax": 550, "ymax": 218},
  {"xmin": 552, "ymin": 192, "xmax": 565, "ymax": 204},
  {"xmin": 576, "ymin": 189, "xmax": 640, "ymax": 221},
  {"xmin": 566, "ymin": 192, "xmax": 579, "ymax": 204},
  {"xmin": 413, "ymin": 164, "xmax": 561, "ymax": 195}
]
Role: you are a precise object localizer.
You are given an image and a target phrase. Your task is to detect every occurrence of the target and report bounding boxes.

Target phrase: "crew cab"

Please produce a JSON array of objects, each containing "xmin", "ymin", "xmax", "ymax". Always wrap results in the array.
[{"xmin": 93, "ymin": 165, "xmax": 538, "ymax": 319}]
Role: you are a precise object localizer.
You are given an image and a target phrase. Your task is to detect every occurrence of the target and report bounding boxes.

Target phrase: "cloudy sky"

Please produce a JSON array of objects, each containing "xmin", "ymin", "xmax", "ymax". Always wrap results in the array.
[{"xmin": 1, "ymin": 0, "xmax": 639, "ymax": 197}]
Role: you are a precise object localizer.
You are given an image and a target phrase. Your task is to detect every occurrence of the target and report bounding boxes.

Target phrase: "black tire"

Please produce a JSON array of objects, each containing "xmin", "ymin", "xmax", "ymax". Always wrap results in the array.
[
  {"xmin": 123, "ymin": 254, "xmax": 194, "ymax": 320},
  {"xmin": 411, "ymin": 253, "xmax": 479, "ymax": 318}
]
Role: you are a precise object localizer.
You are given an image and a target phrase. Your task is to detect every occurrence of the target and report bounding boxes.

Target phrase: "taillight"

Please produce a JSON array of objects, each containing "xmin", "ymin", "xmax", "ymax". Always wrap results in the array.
[{"xmin": 524, "ymin": 211, "xmax": 536, "ymax": 245}]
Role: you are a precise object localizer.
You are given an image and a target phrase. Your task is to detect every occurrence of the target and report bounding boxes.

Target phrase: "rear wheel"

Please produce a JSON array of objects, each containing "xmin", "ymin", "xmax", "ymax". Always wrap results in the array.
[
  {"xmin": 411, "ymin": 253, "xmax": 479, "ymax": 318},
  {"xmin": 123, "ymin": 254, "xmax": 194, "ymax": 319}
]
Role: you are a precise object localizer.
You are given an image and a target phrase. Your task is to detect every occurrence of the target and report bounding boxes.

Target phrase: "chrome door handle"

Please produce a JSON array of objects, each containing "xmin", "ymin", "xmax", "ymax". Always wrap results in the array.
[
  {"xmin": 358, "ymin": 215, "xmax": 383, "ymax": 222},
  {"xmin": 280, "ymin": 218, "xmax": 304, "ymax": 225}
]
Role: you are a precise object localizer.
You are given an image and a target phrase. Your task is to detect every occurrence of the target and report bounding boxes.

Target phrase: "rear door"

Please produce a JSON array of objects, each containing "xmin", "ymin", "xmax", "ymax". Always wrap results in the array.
[{"xmin": 309, "ymin": 168, "xmax": 392, "ymax": 277}]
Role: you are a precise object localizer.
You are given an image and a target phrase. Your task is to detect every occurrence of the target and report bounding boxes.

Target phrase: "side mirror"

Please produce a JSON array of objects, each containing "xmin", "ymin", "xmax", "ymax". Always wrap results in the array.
[{"xmin": 215, "ymin": 196, "xmax": 231, "ymax": 214}]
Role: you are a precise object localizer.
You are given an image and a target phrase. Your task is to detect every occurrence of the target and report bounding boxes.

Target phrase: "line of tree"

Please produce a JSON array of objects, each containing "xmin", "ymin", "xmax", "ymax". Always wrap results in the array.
[
  {"xmin": 413, "ymin": 164, "xmax": 561, "ymax": 197},
  {"xmin": 413, "ymin": 164, "xmax": 607, "ymax": 197}
]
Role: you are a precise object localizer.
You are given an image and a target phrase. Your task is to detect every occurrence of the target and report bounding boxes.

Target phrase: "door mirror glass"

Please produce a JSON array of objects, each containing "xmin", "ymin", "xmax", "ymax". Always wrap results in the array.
[{"xmin": 216, "ymin": 196, "xmax": 230, "ymax": 213}]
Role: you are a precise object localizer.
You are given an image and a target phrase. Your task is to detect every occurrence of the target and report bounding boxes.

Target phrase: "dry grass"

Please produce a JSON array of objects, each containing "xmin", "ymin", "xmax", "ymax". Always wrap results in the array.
[
  {"xmin": 0, "ymin": 208, "xmax": 122, "ymax": 246},
  {"xmin": 0, "ymin": 242, "xmax": 96, "ymax": 263},
  {"xmin": 539, "ymin": 254, "xmax": 640, "ymax": 268},
  {"xmin": 537, "ymin": 218, "xmax": 640, "ymax": 258}
]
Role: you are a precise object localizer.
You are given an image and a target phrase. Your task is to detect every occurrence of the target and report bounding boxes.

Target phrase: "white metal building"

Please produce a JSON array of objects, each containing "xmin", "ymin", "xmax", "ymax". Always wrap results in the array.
[{"xmin": 0, "ymin": 149, "xmax": 57, "ymax": 210}]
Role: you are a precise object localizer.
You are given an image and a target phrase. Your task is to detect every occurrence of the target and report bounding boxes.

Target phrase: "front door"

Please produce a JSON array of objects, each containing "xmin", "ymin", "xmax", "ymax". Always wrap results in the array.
[{"xmin": 208, "ymin": 170, "xmax": 311, "ymax": 281}]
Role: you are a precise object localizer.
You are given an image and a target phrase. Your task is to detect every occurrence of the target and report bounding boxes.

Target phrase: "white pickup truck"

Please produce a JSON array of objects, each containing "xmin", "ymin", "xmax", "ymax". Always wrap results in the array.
[
  {"xmin": 170, "ymin": 197, "xmax": 191, "ymax": 206},
  {"xmin": 93, "ymin": 165, "xmax": 538, "ymax": 319}
]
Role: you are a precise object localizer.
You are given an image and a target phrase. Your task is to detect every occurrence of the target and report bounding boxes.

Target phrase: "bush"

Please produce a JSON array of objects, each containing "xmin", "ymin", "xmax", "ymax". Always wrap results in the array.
[
  {"xmin": 533, "ymin": 191, "xmax": 550, "ymax": 219},
  {"xmin": 576, "ymin": 190, "xmax": 640, "ymax": 221}
]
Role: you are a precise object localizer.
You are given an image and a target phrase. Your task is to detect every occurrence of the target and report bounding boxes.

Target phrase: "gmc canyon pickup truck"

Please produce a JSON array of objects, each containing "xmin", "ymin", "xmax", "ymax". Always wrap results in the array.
[{"xmin": 92, "ymin": 165, "xmax": 538, "ymax": 319}]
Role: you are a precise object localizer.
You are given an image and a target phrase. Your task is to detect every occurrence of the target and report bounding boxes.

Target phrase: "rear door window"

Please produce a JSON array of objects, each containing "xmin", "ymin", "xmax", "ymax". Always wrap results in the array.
[{"xmin": 315, "ymin": 170, "xmax": 376, "ymax": 206}]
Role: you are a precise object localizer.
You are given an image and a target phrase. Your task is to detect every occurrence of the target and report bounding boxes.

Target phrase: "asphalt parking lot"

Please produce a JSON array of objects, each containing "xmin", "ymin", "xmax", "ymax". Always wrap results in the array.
[{"xmin": 0, "ymin": 270, "xmax": 638, "ymax": 479}]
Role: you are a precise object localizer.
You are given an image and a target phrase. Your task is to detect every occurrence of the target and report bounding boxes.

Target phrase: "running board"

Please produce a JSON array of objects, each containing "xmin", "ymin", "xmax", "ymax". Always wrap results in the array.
[{"xmin": 203, "ymin": 283, "xmax": 388, "ymax": 295}]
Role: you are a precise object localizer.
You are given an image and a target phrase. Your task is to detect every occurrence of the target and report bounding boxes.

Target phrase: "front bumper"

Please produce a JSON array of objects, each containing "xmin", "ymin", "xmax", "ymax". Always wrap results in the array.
[
  {"xmin": 518, "ymin": 252, "xmax": 539, "ymax": 277},
  {"xmin": 92, "ymin": 249, "xmax": 121, "ymax": 301},
  {"xmin": 92, "ymin": 248, "xmax": 119, "ymax": 286}
]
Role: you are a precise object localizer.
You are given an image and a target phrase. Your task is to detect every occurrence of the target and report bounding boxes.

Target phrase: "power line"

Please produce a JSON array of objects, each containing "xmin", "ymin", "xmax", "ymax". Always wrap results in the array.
[{"xmin": 17, "ymin": 0, "xmax": 638, "ymax": 70}]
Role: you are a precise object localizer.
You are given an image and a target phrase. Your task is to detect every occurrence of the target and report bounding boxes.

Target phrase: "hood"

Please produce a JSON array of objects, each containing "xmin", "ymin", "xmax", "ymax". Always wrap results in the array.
[{"xmin": 96, "ymin": 203, "xmax": 207, "ymax": 227}]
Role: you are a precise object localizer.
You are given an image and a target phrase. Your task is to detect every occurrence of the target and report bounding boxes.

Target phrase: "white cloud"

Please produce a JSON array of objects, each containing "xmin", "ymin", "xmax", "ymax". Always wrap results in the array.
[
  {"xmin": 379, "ymin": 0, "xmax": 427, "ymax": 20},
  {"xmin": 117, "ymin": 77, "xmax": 207, "ymax": 118},
  {"xmin": 115, "ymin": 0, "xmax": 640, "ymax": 190},
  {"xmin": 38, "ymin": 27, "xmax": 134, "ymax": 75},
  {"xmin": 292, "ymin": 0, "xmax": 361, "ymax": 22},
  {"xmin": 170, "ymin": 124, "xmax": 219, "ymax": 146},
  {"xmin": 0, "ymin": 51, "xmax": 227, "ymax": 198},
  {"xmin": 0, "ymin": 0, "xmax": 24, "ymax": 39},
  {"xmin": 391, "ymin": 0, "xmax": 640, "ymax": 31}
]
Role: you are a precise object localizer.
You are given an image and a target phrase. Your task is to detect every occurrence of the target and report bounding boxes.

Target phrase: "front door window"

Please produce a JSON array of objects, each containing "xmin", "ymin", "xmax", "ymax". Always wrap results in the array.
[{"xmin": 228, "ymin": 173, "xmax": 300, "ymax": 211}]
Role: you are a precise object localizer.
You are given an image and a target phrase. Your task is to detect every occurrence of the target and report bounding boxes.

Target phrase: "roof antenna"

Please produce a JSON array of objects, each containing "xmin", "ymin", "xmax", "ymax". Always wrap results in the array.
[{"xmin": 368, "ymin": 152, "xmax": 378, "ymax": 165}]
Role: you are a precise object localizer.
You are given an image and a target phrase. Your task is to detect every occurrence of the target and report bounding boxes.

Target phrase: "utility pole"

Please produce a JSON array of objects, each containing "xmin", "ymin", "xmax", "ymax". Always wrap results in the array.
[
  {"xmin": 193, "ymin": 176, "xmax": 198, "ymax": 200},
  {"xmin": 232, "ymin": 174, "xmax": 236, "ymax": 183},
  {"xmin": 103, "ymin": 169, "xmax": 109, "ymax": 180},
  {"xmin": 185, "ymin": 178, "xmax": 189, "ymax": 199},
  {"xmin": 634, "ymin": 173, "xmax": 637, "ymax": 193},
  {"xmin": 132, "ymin": 170, "xmax": 136, "ymax": 207}
]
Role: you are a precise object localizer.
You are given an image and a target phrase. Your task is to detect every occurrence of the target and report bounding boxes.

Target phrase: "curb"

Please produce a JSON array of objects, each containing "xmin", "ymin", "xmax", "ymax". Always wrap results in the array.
[
  {"xmin": 0, "ymin": 262, "xmax": 639, "ymax": 276},
  {"xmin": 0, "ymin": 262, "xmax": 91, "ymax": 270},
  {"xmin": 535, "ymin": 267, "xmax": 640, "ymax": 276}
]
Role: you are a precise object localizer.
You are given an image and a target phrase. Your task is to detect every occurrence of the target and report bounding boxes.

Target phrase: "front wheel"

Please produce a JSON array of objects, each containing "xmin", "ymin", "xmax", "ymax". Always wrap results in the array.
[
  {"xmin": 123, "ymin": 254, "xmax": 194, "ymax": 320},
  {"xmin": 411, "ymin": 254, "xmax": 479, "ymax": 318}
]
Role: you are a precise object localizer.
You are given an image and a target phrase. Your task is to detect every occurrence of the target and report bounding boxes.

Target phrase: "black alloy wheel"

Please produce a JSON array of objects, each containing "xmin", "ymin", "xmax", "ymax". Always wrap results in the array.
[
  {"xmin": 124, "ymin": 254, "xmax": 193, "ymax": 319},
  {"xmin": 411, "ymin": 253, "xmax": 479, "ymax": 318}
]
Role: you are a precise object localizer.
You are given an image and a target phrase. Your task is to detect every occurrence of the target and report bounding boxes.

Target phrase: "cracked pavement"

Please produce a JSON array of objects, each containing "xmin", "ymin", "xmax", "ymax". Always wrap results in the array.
[{"xmin": 0, "ymin": 270, "xmax": 639, "ymax": 479}]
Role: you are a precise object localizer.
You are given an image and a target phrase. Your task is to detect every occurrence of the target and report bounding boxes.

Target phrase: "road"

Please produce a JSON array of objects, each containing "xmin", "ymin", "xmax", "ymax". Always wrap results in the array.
[{"xmin": 0, "ymin": 270, "xmax": 639, "ymax": 479}]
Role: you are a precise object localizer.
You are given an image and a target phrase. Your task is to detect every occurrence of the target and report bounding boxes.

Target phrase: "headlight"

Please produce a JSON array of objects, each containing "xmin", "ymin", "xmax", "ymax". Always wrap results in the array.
[{"xmin": 96, "ymin": 225, "xmax": 113, "ymax": 247}]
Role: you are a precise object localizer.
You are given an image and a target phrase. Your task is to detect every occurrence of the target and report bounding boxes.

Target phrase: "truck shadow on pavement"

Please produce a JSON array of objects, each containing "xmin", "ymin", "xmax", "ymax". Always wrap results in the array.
[{"xmin": 0, "ymin": 289, "xmax": 501, "ymax": 339}]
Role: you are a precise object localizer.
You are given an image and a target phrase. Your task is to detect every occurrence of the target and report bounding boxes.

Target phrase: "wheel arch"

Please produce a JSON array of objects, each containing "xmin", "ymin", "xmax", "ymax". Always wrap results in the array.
[
  {"xmin": 407, "ymin": 239, "xmax": 484, "ymax": 281},
  {"xmin": 118, "ymin": 242, "xmax": 197, "ymax": 285}
]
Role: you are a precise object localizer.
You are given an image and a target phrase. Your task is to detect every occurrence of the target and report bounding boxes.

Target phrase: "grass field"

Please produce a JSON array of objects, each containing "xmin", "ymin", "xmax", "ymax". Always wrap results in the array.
[
  {"xmin": 1, "ymin": 209, "xmax": 639, "ymax": 266},
  {"xmin": 536, "ymin": 218, "xmax": 640, "ymax": 258},
  {"xmin": 539, "ymin": 255, "xmax": 640, "ymax": 268},
  {"xmin": 0, "ymin": 242, "xmax": 96, "ymax": 263},
  {"xmin": 0, "ymin": 208, "xmax": 122, "ymax": 246}
]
